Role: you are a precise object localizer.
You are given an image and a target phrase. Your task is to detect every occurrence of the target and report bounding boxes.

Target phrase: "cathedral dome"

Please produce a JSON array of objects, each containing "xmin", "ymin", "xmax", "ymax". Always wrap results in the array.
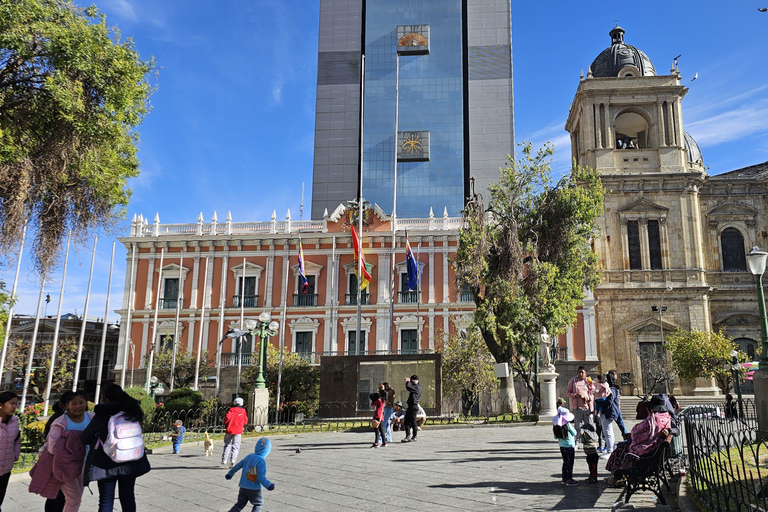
[
  {"xmin": 684, "ymin": 131, "xmax": 704, "ymax": 166},
  {"xmin": 590, "ymin": 26, "xmax": 656, "ymax": 78}
]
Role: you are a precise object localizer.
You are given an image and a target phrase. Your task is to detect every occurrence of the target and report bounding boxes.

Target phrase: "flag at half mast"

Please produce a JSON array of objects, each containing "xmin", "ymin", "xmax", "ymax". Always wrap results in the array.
[
  {"xmin": 298, "ymin": 240, "xmax": 309, "ymax": 293},
  {"xmin": 351, "ymin": 225, "xmax": 372, "ymax": 290},
  {"xmin": 405, "ymin": 231, "xmax": 418, "ymax": 291}
]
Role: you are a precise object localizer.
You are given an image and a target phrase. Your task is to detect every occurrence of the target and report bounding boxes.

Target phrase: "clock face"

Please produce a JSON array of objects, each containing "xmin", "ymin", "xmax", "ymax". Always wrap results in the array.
[{"xmin": 398, "ymin": 32, "xmax": 427, "ymax": 47}]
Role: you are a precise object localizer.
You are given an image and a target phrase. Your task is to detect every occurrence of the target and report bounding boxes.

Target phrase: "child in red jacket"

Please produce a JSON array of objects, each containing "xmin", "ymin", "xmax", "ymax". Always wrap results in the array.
[
  {"xmin": 222, "ymin": 397, "xmax": 248, "ymax": 467},
  {"xmin": 370, "ymin": 390, "xmax": 387, "ymax": 448}
]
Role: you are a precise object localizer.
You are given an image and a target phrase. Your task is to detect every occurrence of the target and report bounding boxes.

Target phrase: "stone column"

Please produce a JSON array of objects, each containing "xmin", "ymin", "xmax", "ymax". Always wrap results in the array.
[{"xmin": 537, "ymin": 371, "xmax": 559, "ymax": 423}]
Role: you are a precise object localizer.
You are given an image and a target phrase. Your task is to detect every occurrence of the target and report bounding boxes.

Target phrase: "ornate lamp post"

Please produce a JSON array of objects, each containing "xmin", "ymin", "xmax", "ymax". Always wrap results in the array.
[
  {"xmin": 745, "ymin": 246, "xmax": 768, "ymax": 435},
  {"xmin": 149, "ymin": 375, "xmax": 164, "ymax": 400},
  {"xmin": 253, "ymin": 312, "xmax": 279, "ymax": 389}
]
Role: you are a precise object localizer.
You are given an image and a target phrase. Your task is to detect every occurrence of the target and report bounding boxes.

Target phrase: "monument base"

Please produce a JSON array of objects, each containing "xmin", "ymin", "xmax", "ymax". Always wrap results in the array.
[
  {"xmin": 753, "ymin": 370, "xmax": 768, "ymax": 441},
  {"xmin": 537, "ymin": 370, "xmax": 559, "ymax": 423},
  {"xmin": 692, "ymin": 377, "xmax": 721, "ymax": 396},
  {"xmin": 248, "ymin": 388, "xmax": 270, "ymax": 427}
]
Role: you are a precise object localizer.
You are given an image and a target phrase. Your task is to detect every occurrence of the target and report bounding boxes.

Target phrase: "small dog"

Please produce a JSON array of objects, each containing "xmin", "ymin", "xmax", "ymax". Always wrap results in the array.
[{"xmin": 204, "ymin": 432, "xmax": 214, "ymax": 457}]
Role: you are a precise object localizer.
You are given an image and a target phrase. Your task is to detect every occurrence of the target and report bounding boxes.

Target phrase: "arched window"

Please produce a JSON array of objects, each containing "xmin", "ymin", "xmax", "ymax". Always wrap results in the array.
[
  {"xmin": 614, "ymin": 112, "xmax": 649, "ymax": 149},
  {"xmin": 721, "ymin": 228, "xmax": 746, "ymax": 271}
]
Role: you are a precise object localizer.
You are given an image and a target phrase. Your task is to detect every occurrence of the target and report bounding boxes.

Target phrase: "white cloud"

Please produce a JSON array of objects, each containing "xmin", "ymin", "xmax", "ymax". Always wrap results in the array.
[
  {"xmin": 272, "ymin": 81, "xmax": 283, "ymax": 104},
  {"xmin": 103, "ymin": 0, "xmax": 137, "ymax": 22},
  {"xmin": 687, "ymin": 99, "xmax": 768, "ymax": 146}
]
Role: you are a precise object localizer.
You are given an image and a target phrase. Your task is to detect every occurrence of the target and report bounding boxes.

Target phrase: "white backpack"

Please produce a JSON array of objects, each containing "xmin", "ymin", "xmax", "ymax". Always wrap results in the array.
[{"xmin": 102, "ymin": 412, "xmax": 145, "ymax": 463}]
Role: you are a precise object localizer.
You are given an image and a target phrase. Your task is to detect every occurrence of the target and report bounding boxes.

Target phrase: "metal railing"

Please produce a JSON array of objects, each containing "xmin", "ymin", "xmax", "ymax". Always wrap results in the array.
[
  {"xmin": 292, "ymin": 294, "xmax": 318, "ymax": 307},
  {"xmin": 232, "ymin": 295, "xmax": 258, "ymax": 308},
  {"xmin": 459, "ymin": 291, "xmax": 473, "ymax": 302},
  {"xmin": 344, "ymin": 293, "xmax": 369, "ymax": 305},
  {"xmin": 160, "ymin": 298, "xmax": 178, "ymax": 309},
  {"xmin": 220, "ymin": 353, "xmax": 256, "ymax": 366},
  {"xmin": 398, "ymin": 291, "xmax": 419, "ymax": 303}
]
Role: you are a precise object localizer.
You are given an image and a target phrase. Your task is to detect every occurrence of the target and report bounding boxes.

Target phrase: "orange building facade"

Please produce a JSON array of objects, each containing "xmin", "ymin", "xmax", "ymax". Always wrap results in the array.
[{"xmin": 114, "ymin": 204, "xmax": 596, "ymax": 398}]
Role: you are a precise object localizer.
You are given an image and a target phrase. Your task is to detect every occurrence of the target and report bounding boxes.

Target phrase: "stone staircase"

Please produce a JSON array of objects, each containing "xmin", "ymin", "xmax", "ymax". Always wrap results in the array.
[{"xmin": 618, "ymin": 394, "xmax": 753, "ymax": 420}]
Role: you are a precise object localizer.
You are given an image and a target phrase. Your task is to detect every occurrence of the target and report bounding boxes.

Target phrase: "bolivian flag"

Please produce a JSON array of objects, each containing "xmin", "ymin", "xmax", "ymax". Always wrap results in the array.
[{"xmin": 351, "ymin": 225, "xmax": 372, "ymax": 290}]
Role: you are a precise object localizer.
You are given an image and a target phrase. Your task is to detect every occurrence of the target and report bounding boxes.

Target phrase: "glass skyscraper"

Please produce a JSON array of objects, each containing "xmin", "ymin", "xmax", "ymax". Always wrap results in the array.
[{"xmin": 311, "ymin": 0, "xmax": 514, "ymax": 220}]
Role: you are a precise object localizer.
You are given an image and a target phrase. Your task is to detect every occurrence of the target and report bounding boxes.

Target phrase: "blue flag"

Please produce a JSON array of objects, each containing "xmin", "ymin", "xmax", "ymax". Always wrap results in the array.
[{"xmin": 406, "ymin": 233, "xmax": 418, "ymax": 291}]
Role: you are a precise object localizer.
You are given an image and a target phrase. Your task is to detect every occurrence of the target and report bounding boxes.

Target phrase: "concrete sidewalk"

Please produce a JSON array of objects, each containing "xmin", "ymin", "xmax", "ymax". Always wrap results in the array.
[{"xmin": 5, "ymin": 424, "xmax": 675, "ymax": 511}]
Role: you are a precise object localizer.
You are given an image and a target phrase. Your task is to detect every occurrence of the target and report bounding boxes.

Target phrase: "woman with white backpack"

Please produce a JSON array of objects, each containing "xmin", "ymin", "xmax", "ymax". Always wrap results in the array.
[{"xmin": 82, "ymin": 384, "xmax": 151, "ymax": 512}]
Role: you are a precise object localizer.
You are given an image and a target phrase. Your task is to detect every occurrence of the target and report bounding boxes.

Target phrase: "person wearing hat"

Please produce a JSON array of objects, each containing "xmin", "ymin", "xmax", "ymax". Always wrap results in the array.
[
  {"xmin": 170, "ymin": 419, "xmax": 186, "ymax": 454},
  {"xmin": 390, "ymin": 402, "xmax": 406, "ymax": 432},
  {"xmin": 552, "ymin": 399, "xmax": 578, "ymax": 486},
  {"xmin": 401, "ymin": 375, "xmax": 422, "ymax": 443},
  {"xmin": 222, "ymin": 397, "xmax": 248, "ymax": 467}
]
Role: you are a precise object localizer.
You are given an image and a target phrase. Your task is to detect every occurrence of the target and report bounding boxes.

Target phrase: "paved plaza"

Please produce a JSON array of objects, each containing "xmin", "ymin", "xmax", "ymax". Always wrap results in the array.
[{"xmin": 6, "ymin": 424, "xmax": 675, "ymax": 511}]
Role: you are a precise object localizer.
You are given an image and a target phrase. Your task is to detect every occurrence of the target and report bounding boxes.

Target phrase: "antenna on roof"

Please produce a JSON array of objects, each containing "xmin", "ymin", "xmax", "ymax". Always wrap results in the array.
[{"xmin": 300, "ymin": 182, "xmax": 305, "ymax": 221}]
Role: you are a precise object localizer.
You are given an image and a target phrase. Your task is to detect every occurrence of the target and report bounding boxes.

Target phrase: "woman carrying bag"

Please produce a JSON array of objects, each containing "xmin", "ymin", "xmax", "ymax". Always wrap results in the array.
[{"xmin": 370, "ymin": 390, "xmax": 387, "ymax": 448}]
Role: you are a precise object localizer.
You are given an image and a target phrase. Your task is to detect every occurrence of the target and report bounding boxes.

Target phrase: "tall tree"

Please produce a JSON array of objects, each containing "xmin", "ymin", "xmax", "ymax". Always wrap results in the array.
[
  {"xmin": 436, "ymin": 327, "xmax": 497, "ymax": 414},
  {"xmin": 455, "ymin": 143, "xmax": 604, "ymax": 411},
  {"xmin": 149, "ymin": 348, "xmax": 213, "ymax": 390},
  {"xmin": 0, "ymin": 0, "xmax": 156, "ymax": 275}
]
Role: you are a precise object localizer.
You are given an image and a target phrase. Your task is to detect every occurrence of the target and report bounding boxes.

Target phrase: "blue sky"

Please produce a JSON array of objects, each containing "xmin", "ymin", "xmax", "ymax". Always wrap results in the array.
[{"xmin": 2, "ymin": 0, "xmax": 767, "ymax": 319}]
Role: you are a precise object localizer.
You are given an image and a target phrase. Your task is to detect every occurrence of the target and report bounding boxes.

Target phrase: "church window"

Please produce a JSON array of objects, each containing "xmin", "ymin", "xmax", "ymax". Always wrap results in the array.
[
  {"xmin": 627, "ymin": 221, "xmax": 642, "ymax": 270},
  {"xmin": 721, "ymin": 228, "xmax": 747, "ymax": 271},
  {"xmin": 647, "ymin": 220, "xmax": 662, "ymax": 270}
]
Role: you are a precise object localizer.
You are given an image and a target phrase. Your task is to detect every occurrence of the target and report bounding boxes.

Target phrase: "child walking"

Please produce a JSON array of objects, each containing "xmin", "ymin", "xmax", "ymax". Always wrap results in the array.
[
  {"xmin": 370, "ymin": 390, "xmax": 387, "ymax": 448},
  {"xmin": 171, "ymin": 420, "xmax": 185, "ymax": 454},
  {"xmin": 225, "ymin": 437, "xmax": 275, "ymax": 512},
  {"xmin": 553, "ymin": 399, "xmax": 578, "ymax": 487},
  {"xmin": 579, "ymin": 421, "xmax": 600, "ymax": 483}
]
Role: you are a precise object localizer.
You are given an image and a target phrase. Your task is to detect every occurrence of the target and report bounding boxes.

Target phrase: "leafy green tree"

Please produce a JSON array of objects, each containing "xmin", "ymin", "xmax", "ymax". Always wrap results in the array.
[
  {"xmin": 125, "ymin": 386, "xmax": 158, "ymax": 429},
  {"xmin": 0, "ymin": 0, "xmax": 156, "ymax": 275},
  {"xmin": 0, "ymin": 280, "xmax": 10, "ymax": 347},
  {"xmin": 148, "ymin": 348, "xmax": 213, "ymax": 390},
  {"xmin": 455, "ymin": 143, "xmax": 604, "ymax": 410},
  {"xmin": 666, "ymin": 329, "xmax": 747, "ymax": 394},
  {"xmin": 436, "ymin": 327, "xmax": 496, "ymax": 413},
  {"xmin": 242, "ymin": 345, "xmax": 319, "ymax": 403}
]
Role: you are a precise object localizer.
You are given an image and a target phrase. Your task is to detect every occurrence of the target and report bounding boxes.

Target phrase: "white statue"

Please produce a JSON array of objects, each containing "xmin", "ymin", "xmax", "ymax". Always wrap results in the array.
[{"xmin": 539, "ymin": 327, "xmax": 555, "ymax": 372}]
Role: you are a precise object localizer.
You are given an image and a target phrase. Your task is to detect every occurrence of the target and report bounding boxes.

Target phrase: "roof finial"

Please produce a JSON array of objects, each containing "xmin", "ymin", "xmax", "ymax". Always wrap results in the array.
[{"xmin": 580, "ymin": 68, "xmax": 584, "ymax": 80}]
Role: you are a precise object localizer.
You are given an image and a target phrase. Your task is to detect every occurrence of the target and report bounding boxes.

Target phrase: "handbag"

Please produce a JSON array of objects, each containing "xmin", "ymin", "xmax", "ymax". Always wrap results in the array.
[{"xmin": 371, "ymin": 417, "xmax": 381, "ymax": 428}]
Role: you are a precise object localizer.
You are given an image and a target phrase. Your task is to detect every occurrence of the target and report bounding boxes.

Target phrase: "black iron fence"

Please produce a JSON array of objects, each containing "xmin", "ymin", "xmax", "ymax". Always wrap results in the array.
[{"xmin": 682, "ymin": 399, "xmax": 768, "ymax": 511}]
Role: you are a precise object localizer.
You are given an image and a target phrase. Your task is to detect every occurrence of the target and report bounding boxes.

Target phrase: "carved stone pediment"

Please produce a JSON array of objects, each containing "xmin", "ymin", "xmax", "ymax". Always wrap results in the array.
[
  {"xmin": 617, "ymin": 198, "xmax": 669, "ymax": 214},
  {"xmin": 706, "ymin": 202, "xmax": 758, "ymax": 217},
  {"xmin": 713, "ymin": 313, "xmax": 759, "ymax": 327}
]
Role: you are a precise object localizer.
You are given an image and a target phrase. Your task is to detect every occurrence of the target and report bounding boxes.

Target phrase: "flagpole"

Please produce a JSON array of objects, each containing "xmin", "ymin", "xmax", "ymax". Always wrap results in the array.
[
  {"xmin": 193, "ymin": 256, "xmax": 208, "ymax": 391},
  {"xmin": 73, "ymin": 237, "xmax": 98, "ymax": 392},
  {"xmin": 20, "ymin": 281, "xmax": 46, "ymax": 412},
  {"xmin": 0, "ymin": 224, "xmax": 25, "ymax": 385},
  {"xmin": 388, "ymin": 53, "xmax": 400, "ymax": 353},
  {"xmin": 356, "ymin": 54, "xmax": 365, "ymax": 356},
  {"xmin": 94, "ymin": 242, "xmax": 116, "ymax": 402},
  {"xmin": 236, "ymin": 257, "xmax": 246, "ymax": 397},
  {"xmin": 42, "ymin": 232, "xmax": 72, "ymax": 413},
  {"xmin": 416, "ymin": 237, "xmax": 421, "ymax": 350},
  {"xmin": 120, "ymin": 243, "xmax": 137, "ymax": 388},
  {"xmin": 274, "ymin": 247, "xmax": 290, "ymax": 424},
  {"xmin": 169, "ymin": 250, "xmax": 185, "ymax": 392},
  {"xmin": 145, "ymin": 248, "xmax": 164, "ymax": 393},
  {"xmin": 329, "ymin": 236, "xmax": 336, "ymax": 352}
]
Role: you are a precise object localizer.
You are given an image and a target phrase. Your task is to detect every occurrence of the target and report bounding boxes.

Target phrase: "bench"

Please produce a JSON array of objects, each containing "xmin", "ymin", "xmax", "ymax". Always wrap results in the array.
[{"xmin": 616, "ymin": 441, "xmax": 671, "ymax": 505}]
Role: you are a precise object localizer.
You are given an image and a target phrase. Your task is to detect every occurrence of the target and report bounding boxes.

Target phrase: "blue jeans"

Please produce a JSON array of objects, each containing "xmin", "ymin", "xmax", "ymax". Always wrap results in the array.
[
  {"xmin": 97, "ymin": 475, "xmax": 137, "ymax": 512},
  {"xmin": 173, "ymin": 441, "xmax": 182, "ymax": 453},
  {"xmin": 382, "ymin": 406, "xmax": 393, "ymax": 442}
]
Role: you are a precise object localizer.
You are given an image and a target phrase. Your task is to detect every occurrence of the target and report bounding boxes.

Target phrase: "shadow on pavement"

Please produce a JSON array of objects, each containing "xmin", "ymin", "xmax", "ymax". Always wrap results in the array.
[{"xmin": 429, "ymin": 480, "xmax": 604, "ymax": 510}]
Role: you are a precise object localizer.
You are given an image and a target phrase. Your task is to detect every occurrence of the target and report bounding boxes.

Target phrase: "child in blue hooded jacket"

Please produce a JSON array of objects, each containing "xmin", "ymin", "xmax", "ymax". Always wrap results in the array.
[{"xmin": 225, "ymin": 437, "xmax": 275, "ymax": 512}]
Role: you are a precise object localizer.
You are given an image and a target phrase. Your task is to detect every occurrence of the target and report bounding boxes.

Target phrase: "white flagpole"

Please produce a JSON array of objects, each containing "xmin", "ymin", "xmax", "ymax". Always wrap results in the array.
[
  {"xmin": 355, "ymin": 54, "xmax": 365, "ymax": 356},
  {"xmin": 416, "ymin": 237, "xmax": 421, "ymax": 349},
  {"xmin": 274, "ymin": 248, "xmax": 290, "ymax": 423},
  {"xmin": 215, "ymin": 250, "xmax": 228, "ymax": 401},
  {"xmin": 329, "ymin": 236, "xmax": 337, "ymax": 351},
  {"xmin": 0, "ymin": 224, "xmax": 26, "ymax": 385},
  {"xmin": 193, "ymin": 256, "xmax": 208, "ymax": 391},
  {"xmin": 388, "ymin": 53, "xmax": 400, "ymax": 353},
  {"xmin": 169, "ymin": 250, "xmax": 185, "ymax": 392},
  {"xmin": 120, "ymin": 243, "xmax": 137, "ymax": 388},
  {"xmin": 94, "ymin": 242, "xmax": 116, "ymax": 402},
  {"xmin": 73, "ymin": 237, "xmax": 98, "ymax": 391},
  {"xmin": 236, "ymin": 257, "xmax": 246, "ymax": 397},
  {"xmin": 145, "ymin": 248, "xmax": 164, "ymax": 393},
  {"xmin": 20, "ymin": 281, "xmax": 46, "ymax": 412},
  {"xmin": 42, "ymin": 232, "xmax": 72, "ymax": 413}
]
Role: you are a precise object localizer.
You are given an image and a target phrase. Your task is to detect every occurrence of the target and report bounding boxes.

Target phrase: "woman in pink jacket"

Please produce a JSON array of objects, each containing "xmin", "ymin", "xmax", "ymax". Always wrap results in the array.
[{"xmin": 0, "ymin": 391, "xmax": 21, "ymax": 511}]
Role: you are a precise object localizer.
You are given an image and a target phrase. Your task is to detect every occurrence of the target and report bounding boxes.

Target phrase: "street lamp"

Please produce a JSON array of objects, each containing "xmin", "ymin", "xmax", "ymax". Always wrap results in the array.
[
  {"xmin": 253, "ymin": 312, "xmax": 279, "ymax": 389},
  {"xmin": 149, "ymin": 375, "xmax": 164, "ymax": 400},
  {"xmin": 651, "ymin": 285, "xmax": 673, "ymax": 393},
  {"xmin": 746, "ymin": 247, "xmax": 768, "ymax": 363},
  {"xmin": 730, "ymin": 349, "xmax": 744, "ymax": 419}
]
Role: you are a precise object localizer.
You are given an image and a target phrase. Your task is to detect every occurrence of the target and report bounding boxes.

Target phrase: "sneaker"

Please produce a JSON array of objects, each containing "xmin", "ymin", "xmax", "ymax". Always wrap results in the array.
[
  {"xmin": 410, "ymin": 437, "xmax": 417, "ymax": 442},
  {"xmin": 561, "ymin": 480, "xmax": 567, "ymax": 485},
  {"xmin": 401, "ymin": 437, "xmax": 411, "ymax": 443},
  {"xmin": 370, "ymin": 443, "xmax": 380, "ymax": 448},
  {"xmin": 585, "ymin": 477, "xmax": 597, "ymax": 484},
  {"xmin": 381, "ymin": 443, "xmax": 387, "ymax": 448},
  {"xmin": 565, "ymin": 479, "xmax": 579, "ymax": 487},
  {"xmin": 230, "ymin": 461, "xmax": 235, "ymax": 468}
]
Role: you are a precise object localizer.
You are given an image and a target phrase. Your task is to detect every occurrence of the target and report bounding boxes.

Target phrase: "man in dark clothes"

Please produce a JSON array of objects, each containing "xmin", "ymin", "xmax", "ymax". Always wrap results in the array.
[{"xmin": 401, "ymin": 375, "xmax": 422, "ymax": 443}]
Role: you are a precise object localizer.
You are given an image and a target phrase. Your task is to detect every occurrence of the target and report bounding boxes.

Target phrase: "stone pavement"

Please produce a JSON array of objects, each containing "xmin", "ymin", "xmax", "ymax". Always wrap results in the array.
[{"xmin": 5, "ymin": 424, "xmax": 675, "ymax": 511}]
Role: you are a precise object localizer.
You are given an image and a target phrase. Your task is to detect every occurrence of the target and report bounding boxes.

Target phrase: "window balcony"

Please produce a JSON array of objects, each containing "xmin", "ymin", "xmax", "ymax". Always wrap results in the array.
[
  {"xmin": 232, "ymin": 295, "xmax": 258, "ymax": 308},
  {"xmin": 344, "ymin": 293, "xmax": 370, "ymax": 305},
  {"xmin": 160, "ymin": 298, "xmax": 177, "ymax": 309},
  {"xmin": 459, "ymin": 291, "xmax": 473, "ymax": 303},
  {"xmin": 292, "ymin": 294, "xmax": 318, "ymax": 307},
  {"xmin": 398, "ymin": 291, "xmax": 420, "ymax": 304},
  {"xmin": 220, "ymin": 353, "xmax": 255, "ymax": 366}
]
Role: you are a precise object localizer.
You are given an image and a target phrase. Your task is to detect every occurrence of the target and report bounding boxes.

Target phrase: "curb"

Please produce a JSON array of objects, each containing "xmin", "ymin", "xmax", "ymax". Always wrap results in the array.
[{"xmin": 676, "ymin": 473, "xmax": 699, "ymax": 512}]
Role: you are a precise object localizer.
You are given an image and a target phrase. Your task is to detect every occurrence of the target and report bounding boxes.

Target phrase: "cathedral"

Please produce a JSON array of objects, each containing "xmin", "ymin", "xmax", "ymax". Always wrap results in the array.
[{"xmin": 566, "ymin": 26, "xmax": 768, "ymax": 395}]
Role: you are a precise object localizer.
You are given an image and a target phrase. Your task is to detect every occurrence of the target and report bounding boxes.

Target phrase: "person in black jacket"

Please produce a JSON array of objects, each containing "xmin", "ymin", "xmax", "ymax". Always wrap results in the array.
[
  {"xmin": 401, "ymin": 375, "xmax": 422, "ymax": 443},
  {"xmin": 82, "ymin": 384, "xmax": 151, "ymax": 512}
]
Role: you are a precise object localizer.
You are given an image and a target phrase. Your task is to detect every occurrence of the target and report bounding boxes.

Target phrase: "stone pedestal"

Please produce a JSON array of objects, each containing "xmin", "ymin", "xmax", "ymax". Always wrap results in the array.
[
  {"xmin": 753, "ymin": 370, "xmax": 768, "ymax": 440},
  {"xmin": 248, "ymin": 388, "xmax": 270, "ymax": 427},
  {"xmin": 537, "ymin": 370, "xmax": 559, "ymax": 423},
  {"xmin": 692, "ymin": 377, "xmax": 721, "ymax": 396}
]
